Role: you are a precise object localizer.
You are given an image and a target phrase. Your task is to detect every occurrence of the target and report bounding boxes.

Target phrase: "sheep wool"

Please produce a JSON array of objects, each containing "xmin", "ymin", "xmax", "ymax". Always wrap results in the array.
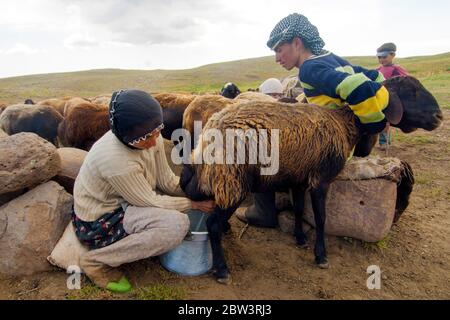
[{"xmin": 193, "ymin": 101, "xmax": 357, "ymax": 208}]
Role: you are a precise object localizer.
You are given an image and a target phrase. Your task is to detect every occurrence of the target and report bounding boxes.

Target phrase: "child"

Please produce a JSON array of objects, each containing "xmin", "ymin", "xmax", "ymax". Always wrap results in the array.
[
  {"xmin": 376, "ymin": 42, "xmax": 409, "ymax": 79},
  {"xmin": 376, "ymin": 43, "xmax": 409, "ymax": 149}
]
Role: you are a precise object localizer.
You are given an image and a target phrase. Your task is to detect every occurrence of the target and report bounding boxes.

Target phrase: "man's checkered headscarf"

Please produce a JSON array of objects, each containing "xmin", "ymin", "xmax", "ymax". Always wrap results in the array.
[{"xmin": 267, "ymin": 13, "xmax": 325, "ymax": 55}]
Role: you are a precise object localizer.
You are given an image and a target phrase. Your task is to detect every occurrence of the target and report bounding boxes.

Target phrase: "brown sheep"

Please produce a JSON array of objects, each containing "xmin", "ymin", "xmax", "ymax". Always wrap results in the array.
[
  {"xmin": 0, "ymin": 104, "xmax": 63, "ymax": 145},
  {"xmin": 235, "ymin": 91, "xmax": 277, "ymax": 102},
  {"xmin": 0, "ymin": 104, "xmax": 7, "ymax": 117},
  {"xmin": 181, "ymin": 92, "xmax": 274, "ymax": 147},
  {"xmin": 57, "ymin": 92, "xmax": 195, "ymax": 151},
  {"xmin": 37, "ymin": 97, "xmax": 73, "ymax": 116},
  {"xmin": 62, "ymin": 97, "xmax": 92, "ymax": 117},
  {"xmin": 180, "ymin": 76, "xmax": 442, "ymax": 283},
  {"xmin": 182, "ymin": 95, "xmax": 234, "ymax": 140},
  {"xmin": 90, "ymin": 94, "xmax": 111, "ymax": 106},
  {"xmin": 58, "ymin": 102, "xmax": 109, "ymax": 151},
  {"xmin": 153, "ymin": 92, "xmax": 196, "ymax": 140}
]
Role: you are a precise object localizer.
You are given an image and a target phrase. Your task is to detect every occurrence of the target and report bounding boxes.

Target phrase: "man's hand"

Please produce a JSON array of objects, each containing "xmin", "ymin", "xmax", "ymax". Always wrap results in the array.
[{"xmin": 191, "ymin": 200, "xmax": 216, "ymax": 213}]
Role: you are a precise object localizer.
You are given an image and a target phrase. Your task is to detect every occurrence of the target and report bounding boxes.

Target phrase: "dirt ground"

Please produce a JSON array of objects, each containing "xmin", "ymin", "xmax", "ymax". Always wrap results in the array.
[{"xmin": 0, "ymin": 109, "xmax": 449, "ymax": 300}]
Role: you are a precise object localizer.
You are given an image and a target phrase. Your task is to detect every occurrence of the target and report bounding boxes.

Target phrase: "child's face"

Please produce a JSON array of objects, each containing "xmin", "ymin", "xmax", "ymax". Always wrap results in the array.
[{"xmin": 378, "ymin": 53, "xmax": 395, "ymax": 66}]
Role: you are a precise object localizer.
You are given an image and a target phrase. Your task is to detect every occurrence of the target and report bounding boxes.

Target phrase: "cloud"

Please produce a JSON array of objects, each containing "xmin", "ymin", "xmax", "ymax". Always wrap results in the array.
[
  {"xmin": 64, "ymin": 34, "xmax": 137, "ymax": 49},
  {"xmin": 1, "ymin": 0, "xmax": 255, "ymax": 48},
  {"xmin": 64, "ymin": 34, "xmax": 98, "ymax": 49},
  {"xmin": 111, "ymin": 17, "xmax": 205, "ymax": 45},
  {"xmin": 101, "ymin": 41, "xmax": 135, "ymax": 48},
  {"xmin": 4, "ymin": 43, "xmax": 42, "ymax": 55},
  {"xmin": 59, "ymin": 0, "xmax": 228, "ymax": 45}
]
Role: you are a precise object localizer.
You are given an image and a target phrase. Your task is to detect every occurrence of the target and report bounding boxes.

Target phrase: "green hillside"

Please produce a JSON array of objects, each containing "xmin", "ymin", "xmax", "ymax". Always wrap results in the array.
[{"xmin": 0, "ymin": 52, "xmax": 449, "ymax": 108}]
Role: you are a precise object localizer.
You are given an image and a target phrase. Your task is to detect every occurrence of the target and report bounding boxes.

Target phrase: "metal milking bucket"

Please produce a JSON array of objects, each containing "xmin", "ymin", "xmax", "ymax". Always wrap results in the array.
[{"xmin": 159, "ymin": 210, "xmax": 213, "ymax": 276}]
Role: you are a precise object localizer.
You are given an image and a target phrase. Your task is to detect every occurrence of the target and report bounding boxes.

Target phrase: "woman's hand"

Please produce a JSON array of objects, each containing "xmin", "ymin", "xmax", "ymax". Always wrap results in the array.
[{"xmin": 191, "ymin": 200, "xmax": 216, "ymax": 213}]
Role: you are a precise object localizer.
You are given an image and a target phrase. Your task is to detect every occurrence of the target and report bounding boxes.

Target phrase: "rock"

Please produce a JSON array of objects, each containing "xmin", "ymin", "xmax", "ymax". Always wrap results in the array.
[
  {"xmin": 53, "ymin": 148, "xmax": 87, "ymax": 194},
  {"xmin": 0, "ymin": 181, "xmax": 73, "ymax": 276},
  {"xmin": 0, "ymin": 128, "xmax": 8, "ymax": 139},
  {"xmin": 303, "ymin": 179, "xmax": 397, "ymax": 242},
  {"xmin": 275, "ymin": 179, "xmax": 396, "ymax": 242},
  {"xmin": 278, "ymin": 210, "xmax": 312, "ymax": 235},
  {"xmin": 274, "ymin": 157, "xmax": 409, "ymax": 242},
  {"xmin": 0, "ymin": 133, "xmax": 61, "ymax": 195},
  {"xmin": 0, "ymin": 190, "xmax": 24, "ymax": 207}
]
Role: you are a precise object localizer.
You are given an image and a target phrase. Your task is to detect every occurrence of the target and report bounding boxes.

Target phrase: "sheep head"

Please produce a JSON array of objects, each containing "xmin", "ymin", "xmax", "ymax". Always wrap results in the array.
[
  {"xmin": 180, "ymin": 128, "xmax": 254, "ymax": 209},
  {"xmin": 383, "ymin": 76, "xmax": 443, "ymax": 133},
  {"xmin": 180, "ymin": 161, "xmax": 251, "ymax": 209},
  {"xmin": 220, "ymin": 83, "xmax": 241, "ymax": 99}
]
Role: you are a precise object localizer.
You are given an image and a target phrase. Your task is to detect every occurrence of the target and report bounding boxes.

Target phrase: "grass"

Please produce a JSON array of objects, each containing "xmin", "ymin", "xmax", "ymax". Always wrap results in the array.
[
  {"xmin": 423, "ymin": 186, "xmax": 443, "ymax": 199},
  {"xmin": 392, "ymin": 131, "xmax": 437, "ymax": 145},
  {"xmin": 133, "ymin": 284, "xmax": 187, "ymax": 300},
  {"xmin": 415, "ymin": 172, "xmax": 436, "ymax": 185},
  {"xmin": 66, "ymin": 283, "xmax": 113, "ymax": 300},
  {"xmin": 0, "ymin": 52, "xmax": 449, "ymax": 107},
  {"xmin": 66, "ymin": 281, "xmax": 187, "ymax": 300},
  {"xmin": 363, "ymin": 235, "xmax": 390, "ymax": 250}
]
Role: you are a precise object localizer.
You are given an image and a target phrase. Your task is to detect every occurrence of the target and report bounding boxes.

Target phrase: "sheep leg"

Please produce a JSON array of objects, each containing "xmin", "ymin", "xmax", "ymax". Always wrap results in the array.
[
  {"xmin": 310, "ymin": 183, "xmax": 330, "ymax": 269},
  {"xmin": 206, "ymin": 204, "xmax": 242, "ymax": 284},
  {"xmin": 207, "ymin": 209, "xmax": 230, "ymax": 284},
  {"xmin": 291, "ymin": 187, "xmax": 308, "ymax": 248}
]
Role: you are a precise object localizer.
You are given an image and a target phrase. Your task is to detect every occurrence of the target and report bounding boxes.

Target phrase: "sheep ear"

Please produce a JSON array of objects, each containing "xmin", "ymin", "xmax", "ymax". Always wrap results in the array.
[{"xmin": 384, "ymin": 91, "xmax": 403, "ymax": 125}]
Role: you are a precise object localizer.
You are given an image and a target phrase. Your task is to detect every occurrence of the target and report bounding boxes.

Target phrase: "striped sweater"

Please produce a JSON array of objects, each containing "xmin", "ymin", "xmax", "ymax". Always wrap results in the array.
[
  {"xmin": 299, "ymin": 51, "xmax": 388, "ymax": 124},
  {"xmin": 73, "ymin": 131, "xmax": 192, "ymax": 222}
]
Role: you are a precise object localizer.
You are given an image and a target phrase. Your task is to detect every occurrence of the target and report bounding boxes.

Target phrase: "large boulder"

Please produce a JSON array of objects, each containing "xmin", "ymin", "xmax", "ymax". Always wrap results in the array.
[
  {"xmin": 303, "ymin": 179, "xmax": 397, "ymax": 242},
  {"xmin": 0, "ymin": 128, "xmax": 8, "ymax": 139},
  {"xmin": 275, "ymin": 157, "xmax": 411, "ymax": 242},
  {"xmin": 0, "ymin": 190, "xmax": 24, "ymax": 207},
  {"xmin": 53, "ymin": 148, "xmax": 87, "ymax": 194},
  {"xmin": 0, "ymin": 181, "xmax": 73, "ymax": 276},
  {"xmin": 0, "ymin": 133, "xmax": 61, "ymax": 195}
]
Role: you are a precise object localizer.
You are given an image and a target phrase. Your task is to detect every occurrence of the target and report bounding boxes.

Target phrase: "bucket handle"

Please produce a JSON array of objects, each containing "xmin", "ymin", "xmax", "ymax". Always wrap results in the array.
[{"xmin": 184, "ymin": 230, "xmax": 194, "ymax": 241}]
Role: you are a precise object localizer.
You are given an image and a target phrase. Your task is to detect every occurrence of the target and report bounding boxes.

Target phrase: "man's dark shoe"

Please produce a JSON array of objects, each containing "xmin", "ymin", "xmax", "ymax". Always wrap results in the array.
[{"xmin": 235, "ymin": 207, "xmax": 278, "ymax": 228}]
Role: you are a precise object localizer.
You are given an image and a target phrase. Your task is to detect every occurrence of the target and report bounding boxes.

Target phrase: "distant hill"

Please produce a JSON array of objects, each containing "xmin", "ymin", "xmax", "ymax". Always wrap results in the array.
[{"xmin": 0, "ymin": 52, "xmax": 448, "ymax": 107}]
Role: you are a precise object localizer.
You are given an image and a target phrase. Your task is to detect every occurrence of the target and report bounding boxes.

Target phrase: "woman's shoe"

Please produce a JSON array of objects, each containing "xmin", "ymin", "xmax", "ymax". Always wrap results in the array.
[{"xmin": 106, "ymin": 276, "xmax": 132, "ymax": 293}]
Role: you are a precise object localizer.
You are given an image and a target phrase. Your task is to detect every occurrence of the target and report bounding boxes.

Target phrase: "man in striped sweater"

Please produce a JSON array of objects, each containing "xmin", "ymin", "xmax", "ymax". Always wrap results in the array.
[{"xmin": 237, "ymin": 13, "xmax": 389, "ymax": 228}]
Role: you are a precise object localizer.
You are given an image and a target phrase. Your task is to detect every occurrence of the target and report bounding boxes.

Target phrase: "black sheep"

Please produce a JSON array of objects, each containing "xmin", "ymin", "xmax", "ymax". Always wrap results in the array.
[{"xmin": 180, "ymin": 76, "xmax": 442, "ymax": 284}]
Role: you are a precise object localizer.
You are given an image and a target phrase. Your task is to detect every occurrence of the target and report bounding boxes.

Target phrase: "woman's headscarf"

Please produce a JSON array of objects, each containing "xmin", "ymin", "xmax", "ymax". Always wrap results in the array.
[
  {"xmin": 109, "ymin": 89, "xmax": 163, "ymax": 148},
  {"xmin": 267, "ymin": 13, "xmax": 325, "ymax": 55}
]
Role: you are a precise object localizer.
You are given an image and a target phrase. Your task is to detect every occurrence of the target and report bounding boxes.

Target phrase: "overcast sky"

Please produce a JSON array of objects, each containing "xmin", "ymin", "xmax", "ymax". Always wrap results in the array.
[{"xmin": 0, "ymin": 0, "xmax": 449, "ymax": 79}]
